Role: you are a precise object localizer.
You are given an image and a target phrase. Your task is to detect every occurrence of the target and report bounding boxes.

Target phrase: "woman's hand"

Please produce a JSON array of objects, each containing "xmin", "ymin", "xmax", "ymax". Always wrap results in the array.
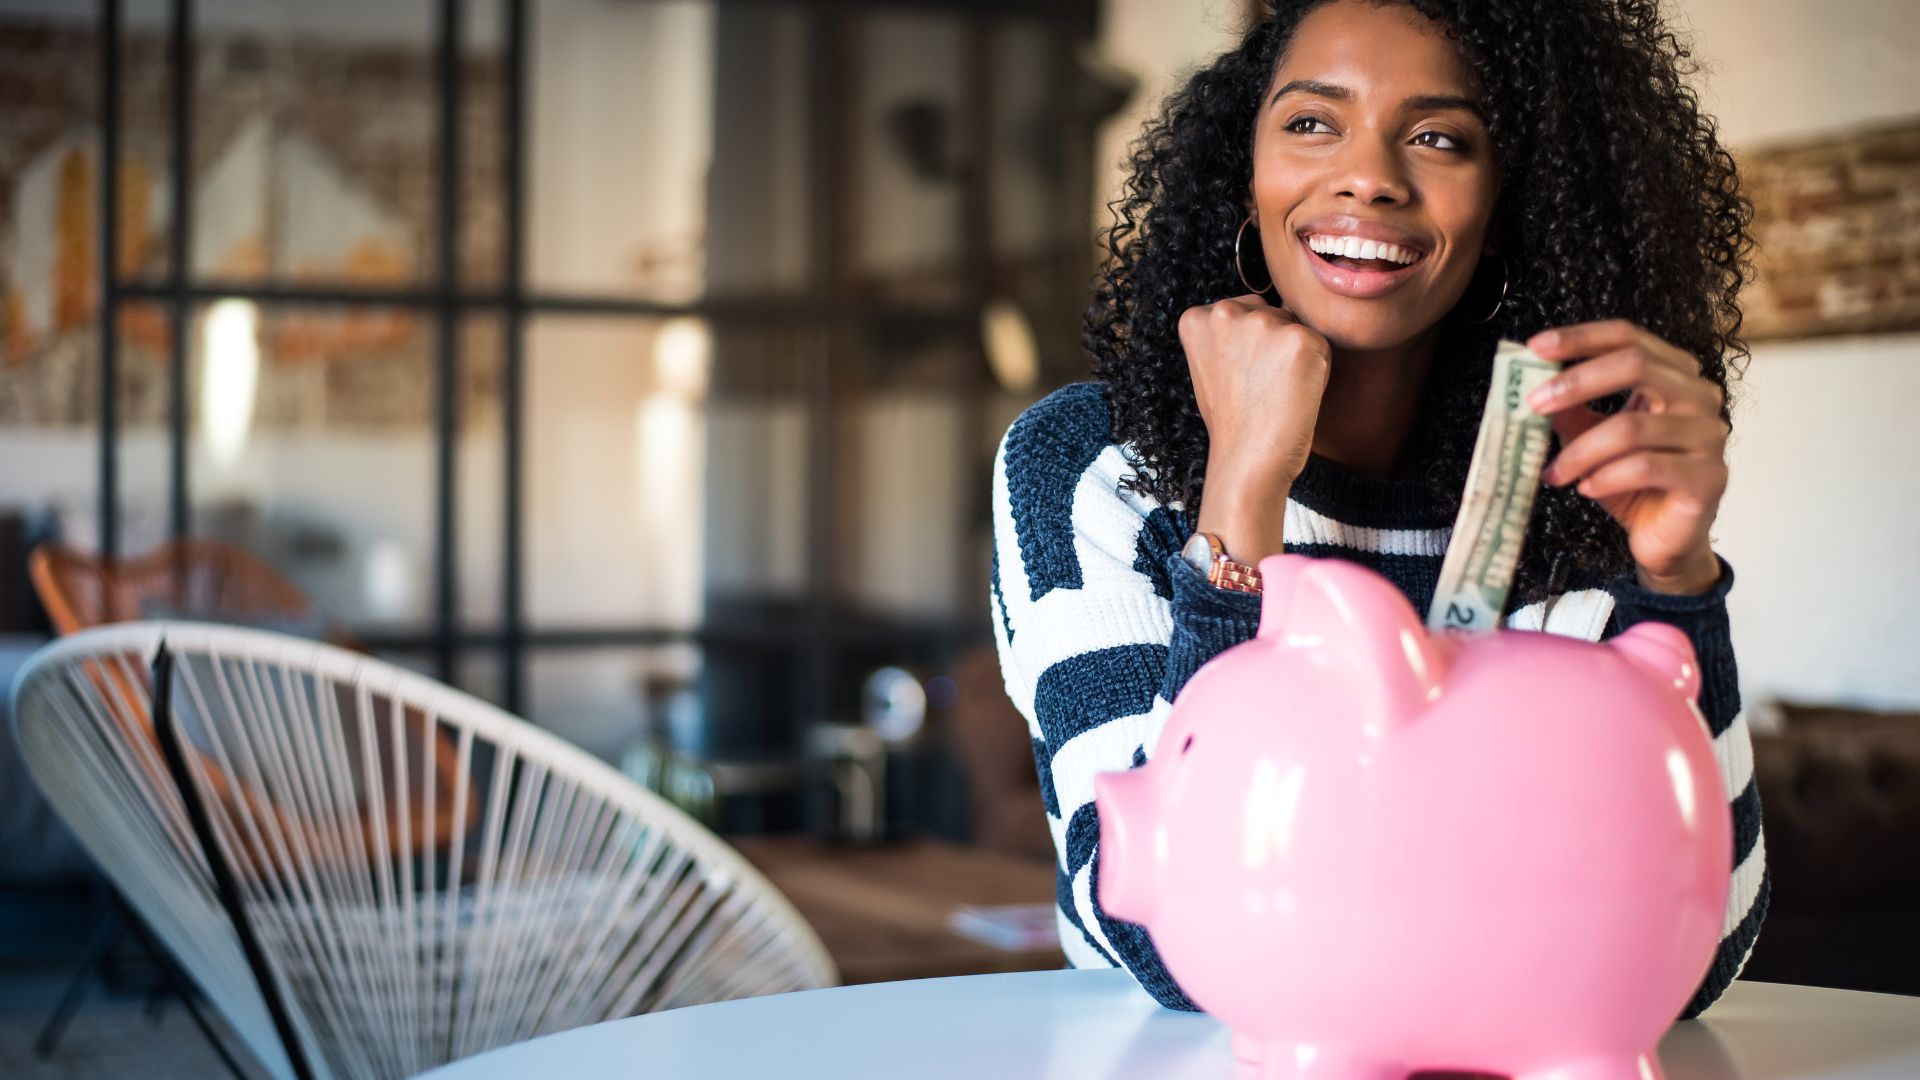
[
  {"xmin": 1524, "ymin": 319, "xmax": 1729, "ymax": 595},
  {"xmin": 1180, "ymin": 294, "xmax": 1331, "ymax": 562}
]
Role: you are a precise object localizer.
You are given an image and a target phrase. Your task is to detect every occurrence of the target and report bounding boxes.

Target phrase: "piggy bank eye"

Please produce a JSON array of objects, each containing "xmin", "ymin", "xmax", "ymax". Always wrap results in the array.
[{"xmin": 1180, "ymin": 735, "xmax": 1194, "ymax": 756}]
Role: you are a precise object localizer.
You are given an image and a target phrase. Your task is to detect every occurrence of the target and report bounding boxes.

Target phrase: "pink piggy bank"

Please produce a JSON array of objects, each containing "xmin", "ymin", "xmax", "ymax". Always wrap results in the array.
[{"xmin": 1096, "ymin": 554, "xmax": 1730, "ymax": 1080}]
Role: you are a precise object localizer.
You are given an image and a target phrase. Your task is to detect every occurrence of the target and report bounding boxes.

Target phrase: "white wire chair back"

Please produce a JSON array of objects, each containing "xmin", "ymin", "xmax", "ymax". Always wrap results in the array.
[{"xmin": 10, "ymin": 621, "xmax": 837, "ymax": 1080}]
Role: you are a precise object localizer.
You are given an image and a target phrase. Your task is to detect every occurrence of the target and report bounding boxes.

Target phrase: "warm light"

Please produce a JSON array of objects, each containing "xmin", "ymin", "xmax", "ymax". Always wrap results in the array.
[
  {"xmin": 981, "ymin": 297, "xmax": 1039, "ymax": 393},
  {"xmin": 639, "ymin": 317, "xmax": 709, "ymax": 606},
  {"xmin": 653, "ymin": 317, "xmax": 710, "ymax": 400},
  {"xmin": 636, "ymin": 397, "xmax": 697, "ymax": 527},
  {"xmin": 201, "ymin": 299, "xmax": 260, "ymax": 469}
]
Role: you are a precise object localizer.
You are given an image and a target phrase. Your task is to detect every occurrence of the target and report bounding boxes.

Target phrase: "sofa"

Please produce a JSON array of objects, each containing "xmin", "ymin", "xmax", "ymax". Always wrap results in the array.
[{"xmin": 1737, "ymin": 702, "xmax": 1920, "ymax": 996}]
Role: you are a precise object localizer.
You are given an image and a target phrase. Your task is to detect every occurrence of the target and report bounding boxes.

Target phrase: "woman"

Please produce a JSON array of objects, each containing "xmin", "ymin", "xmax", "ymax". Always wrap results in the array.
[{"xmin": 989, "ymin": 0, "xmax": 1766, "ymax": 1020}]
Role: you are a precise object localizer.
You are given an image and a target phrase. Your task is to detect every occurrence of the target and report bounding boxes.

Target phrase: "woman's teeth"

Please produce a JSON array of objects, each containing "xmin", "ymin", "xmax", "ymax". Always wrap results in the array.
[{"xmin": 1305, "ymin": 233, "xmax": 1422, "ymax": 267}]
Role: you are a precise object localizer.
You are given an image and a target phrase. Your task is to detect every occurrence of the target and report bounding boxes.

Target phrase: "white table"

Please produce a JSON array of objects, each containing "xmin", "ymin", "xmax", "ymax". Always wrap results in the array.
[{"xmin": 420, "ymin": 971, "xmax": 1920, "ymax": 1080}]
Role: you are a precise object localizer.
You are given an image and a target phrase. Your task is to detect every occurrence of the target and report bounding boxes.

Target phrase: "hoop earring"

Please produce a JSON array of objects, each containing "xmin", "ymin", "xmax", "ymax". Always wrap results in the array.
[
  {"xmin": 1234, "ymin": 217, "xmax": 1274, "ymax": 296},
  {"xmin": 1470, "ymin": 256, "xmax": 1509, "ymax": 324}
]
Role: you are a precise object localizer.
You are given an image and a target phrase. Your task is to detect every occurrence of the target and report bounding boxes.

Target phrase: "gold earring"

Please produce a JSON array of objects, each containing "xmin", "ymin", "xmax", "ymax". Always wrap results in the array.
[
  {"xmin": 1234, "ymin": 216, "xmax": 1274, "ymax": 296},
  {"xmin": 1470, "ymin": 256, "xmax": 1509, "ymax": 324}
]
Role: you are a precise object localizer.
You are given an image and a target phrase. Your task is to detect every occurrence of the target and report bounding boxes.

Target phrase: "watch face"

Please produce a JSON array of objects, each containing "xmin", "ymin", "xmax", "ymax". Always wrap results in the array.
[{"xmin": 1181, "ymin": 532, "xmax": 1214, "ymax": 576}]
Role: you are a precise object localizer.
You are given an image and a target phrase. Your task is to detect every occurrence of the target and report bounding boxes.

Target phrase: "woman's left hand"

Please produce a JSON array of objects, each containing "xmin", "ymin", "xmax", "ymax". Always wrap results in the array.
[{"xmin": 1523, "ymin": 319, "xmax": 1729, "ymax": 595}]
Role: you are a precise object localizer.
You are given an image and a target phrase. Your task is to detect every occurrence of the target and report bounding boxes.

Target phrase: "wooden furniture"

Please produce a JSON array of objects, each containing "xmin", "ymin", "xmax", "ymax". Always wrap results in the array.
[
  {"xmin": 729, "ymin": 835, "xmax": 1063, "ymax": 985},
  {"xmin": 419, "ymin": 971, "xmax": 1920, "ymax": 1080},
  {"xmin": 29, "ymin": 540, "xmax": 327, "ymax": 640}
]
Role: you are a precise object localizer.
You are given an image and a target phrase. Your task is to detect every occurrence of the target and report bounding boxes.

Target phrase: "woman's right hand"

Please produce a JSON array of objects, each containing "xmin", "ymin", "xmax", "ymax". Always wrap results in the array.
[{"xmin": 1178, "ymin": 293, "xmax": 1331, "ymax": 563}]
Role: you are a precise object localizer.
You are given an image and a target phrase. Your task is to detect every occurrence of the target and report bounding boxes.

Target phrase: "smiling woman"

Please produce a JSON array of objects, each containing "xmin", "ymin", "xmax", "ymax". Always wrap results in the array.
[
  {"xmin": 990, "ymin": 0, "xmax": 1767, "ymax": 1028},
  {"xmin": 1093, "ymin": 0, "xmax": 1748, "ymax": 603}
]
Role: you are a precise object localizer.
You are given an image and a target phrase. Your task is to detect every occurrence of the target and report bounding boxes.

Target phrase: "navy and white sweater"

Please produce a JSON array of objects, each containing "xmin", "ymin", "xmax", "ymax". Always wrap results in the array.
[{"xmin": 987, "ymin": 381, "xmax": 1770, "ymax": 1021}]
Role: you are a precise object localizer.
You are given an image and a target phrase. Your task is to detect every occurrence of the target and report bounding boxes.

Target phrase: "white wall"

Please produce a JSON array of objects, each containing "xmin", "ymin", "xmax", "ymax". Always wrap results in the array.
[
  {"xmin": 1713, "ymin": 335, "xmax": 1920, "ymax": 708},
  {"xmin": 529, "ymin": 0, "xmax": 714, "ymax": 301},
  {"xmin": 1672, "ymin": 0, "xmax": 1919, "ymax": 149}
]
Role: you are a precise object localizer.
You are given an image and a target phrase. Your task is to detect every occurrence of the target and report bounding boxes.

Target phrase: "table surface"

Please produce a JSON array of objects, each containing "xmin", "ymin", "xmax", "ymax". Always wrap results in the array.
[
  {"xmin": 727, "ymin": 835, "xmax": 1064, "ymax": 984},
  {"xmin": 422, "ymin": 970, "xmax": 1920, "ymax": 1080}
]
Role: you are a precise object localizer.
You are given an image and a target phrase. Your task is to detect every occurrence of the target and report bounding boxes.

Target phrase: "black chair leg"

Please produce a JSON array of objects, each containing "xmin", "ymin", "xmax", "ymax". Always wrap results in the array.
[
  {"xmin": 114, "ymin": 891, "xmax": 254, "ymax": 1080},
  {"xmin": 165, "ymin": 965, "xmax": 254, "ymax": 1080},
  {"xmin": 34, "ymin": 888, "xmax": 252, "ymax": 1078},
  {"xmin": 32, "ymin": 904, "xmax": 129, "ymax": 1057}
]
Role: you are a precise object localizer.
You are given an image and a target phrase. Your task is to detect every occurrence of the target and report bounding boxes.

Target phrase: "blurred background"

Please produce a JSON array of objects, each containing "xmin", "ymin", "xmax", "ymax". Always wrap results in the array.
[
  {"xmin": 0, "ymin": 0, "xmax": 1123, "ymax": 826},
  {"xmin": 0, "ymin": 0, "xmax": 1914, "ymax": 1075}
]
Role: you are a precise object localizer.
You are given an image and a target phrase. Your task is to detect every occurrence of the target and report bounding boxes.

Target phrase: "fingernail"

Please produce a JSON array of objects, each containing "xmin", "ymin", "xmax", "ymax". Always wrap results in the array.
[
  {"xmin": 1527, "ymin": 382, "xmax": 1556, "ymax": 410},
  {"xmin": 1532, "ymin": 330, "xmax": 1559, "ymax": 352}
]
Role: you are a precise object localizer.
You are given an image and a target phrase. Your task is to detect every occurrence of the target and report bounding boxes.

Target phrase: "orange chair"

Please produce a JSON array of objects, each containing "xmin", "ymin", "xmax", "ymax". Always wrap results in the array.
[
  {"xmin": 28, "ymin": 539, "xmax": 471, "ymax": 852},
  {"xmin": 30, "ymin": 539, "xmax": 331, "ymax": 641}
]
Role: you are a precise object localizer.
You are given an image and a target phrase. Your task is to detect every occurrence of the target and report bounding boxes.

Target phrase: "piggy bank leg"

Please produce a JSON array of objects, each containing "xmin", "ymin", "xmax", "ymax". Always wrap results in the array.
[
  {"xmin": 1514, "ymin": 1051, "xmax": 1664, "ymax": 1080},
  {"xmin": 1232, "ymin": 1032, "xmax": 1263, "ymax": 1064}
]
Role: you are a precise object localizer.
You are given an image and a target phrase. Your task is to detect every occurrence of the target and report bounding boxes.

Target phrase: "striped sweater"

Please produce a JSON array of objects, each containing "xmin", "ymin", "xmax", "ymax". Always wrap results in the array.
[{"xmin": 987, "ymin": 381, "xmax": 1769, "ymax": 1021}]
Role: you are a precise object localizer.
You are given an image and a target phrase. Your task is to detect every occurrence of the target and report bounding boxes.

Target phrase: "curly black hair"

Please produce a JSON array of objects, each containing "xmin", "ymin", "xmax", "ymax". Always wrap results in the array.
[{"xmin": 1088, "ymin": 0, "xmax": 1752, "ymax": 606}]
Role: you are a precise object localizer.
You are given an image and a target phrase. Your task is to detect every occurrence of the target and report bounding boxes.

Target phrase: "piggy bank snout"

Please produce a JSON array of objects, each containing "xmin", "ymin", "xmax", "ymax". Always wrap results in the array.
[{"xmin": 1094, "ymin": 768, "xmax": 1160, "ymax": 925}]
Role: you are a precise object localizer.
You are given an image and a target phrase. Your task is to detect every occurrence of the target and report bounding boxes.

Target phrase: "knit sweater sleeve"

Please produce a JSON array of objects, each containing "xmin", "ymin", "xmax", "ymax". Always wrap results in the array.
[
  {"xmin": 988, "ymin": 386, "xmax": 1256, "ymax": 1009},
  {"xmin": 1601, "ymin": 556, "xmax": 1771, "ymax": 1021}
]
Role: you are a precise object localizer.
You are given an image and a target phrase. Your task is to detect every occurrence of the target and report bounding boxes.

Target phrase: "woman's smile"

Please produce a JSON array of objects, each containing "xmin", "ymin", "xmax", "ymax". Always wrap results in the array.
[{"xmin": 1293, "ymin": 214, "xmax": 1431, "ymax": 299}]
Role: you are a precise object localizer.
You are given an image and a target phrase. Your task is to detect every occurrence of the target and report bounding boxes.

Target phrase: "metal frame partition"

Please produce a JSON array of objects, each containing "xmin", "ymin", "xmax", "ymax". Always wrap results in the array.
[{"xmin": 90, "ymin": 0, "xmax": 1100, "ymax": 736}]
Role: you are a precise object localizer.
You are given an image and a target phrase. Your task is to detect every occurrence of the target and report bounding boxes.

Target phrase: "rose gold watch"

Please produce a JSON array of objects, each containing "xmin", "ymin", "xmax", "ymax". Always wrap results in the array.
[{"xmin": 1180, "ymin": 532, "xmax": 1263, "ymax": 595}]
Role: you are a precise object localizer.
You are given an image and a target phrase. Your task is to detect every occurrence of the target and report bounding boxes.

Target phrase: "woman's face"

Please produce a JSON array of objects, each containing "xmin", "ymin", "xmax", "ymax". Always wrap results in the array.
[{"xmin": 1250, "ymin": 0, "xmax": 1500, "ymax": 352}]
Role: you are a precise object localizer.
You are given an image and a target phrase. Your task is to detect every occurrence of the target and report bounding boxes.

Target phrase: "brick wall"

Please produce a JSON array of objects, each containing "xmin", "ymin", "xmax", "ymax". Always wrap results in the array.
[
  {"xmin": 1739, "ymin": 117, "xmax": 1920, "ymax": 341},
  {"xmin": 0, "ymin": 18, "xmax": 503, "ymax": 431}
]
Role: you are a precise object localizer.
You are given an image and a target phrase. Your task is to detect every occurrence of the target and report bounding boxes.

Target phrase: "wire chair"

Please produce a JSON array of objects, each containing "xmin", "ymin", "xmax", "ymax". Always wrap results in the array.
[
  {"xmin": 29, "ymin": 539, "xmax": 475, "ymax": 851},
  {"xmin": 10, "ymin": 621, "xmax": 838, "ymax": 1080},
  {"xmin": 23, "ymin": 540, "xmax": 476, "ymax": 1071}
]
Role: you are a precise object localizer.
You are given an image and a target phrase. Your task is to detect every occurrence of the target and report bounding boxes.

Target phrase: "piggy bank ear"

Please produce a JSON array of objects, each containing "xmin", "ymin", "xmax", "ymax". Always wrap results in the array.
[
  {"xmin": 1252, "ymin": 553, "xmax": 1312, "ymax": 637},
  {"xmin": 1256, "ymin": 554, "xmax": 1447, "ymax": 715},
  {"xmin": 1608, "ymin": 622, "xmax": 1702, "ymax": 705}
]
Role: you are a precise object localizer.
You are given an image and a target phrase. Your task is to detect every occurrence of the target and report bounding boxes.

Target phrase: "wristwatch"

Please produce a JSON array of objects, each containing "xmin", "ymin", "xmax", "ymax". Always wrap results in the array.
[{"xmin": 1180, "ymin": 532, "xmax": 1263, "ymax": 594}]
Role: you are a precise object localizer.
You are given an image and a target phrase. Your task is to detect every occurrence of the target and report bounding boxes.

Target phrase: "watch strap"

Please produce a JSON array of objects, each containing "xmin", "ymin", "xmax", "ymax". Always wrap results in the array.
[
  {"xmin": 1208, "ymin": 554, "xmax": 1264, "ymax": 594},
  {"xmin": 1194, "ymin": 532, "xmax": 1263, "ymax": 594}
]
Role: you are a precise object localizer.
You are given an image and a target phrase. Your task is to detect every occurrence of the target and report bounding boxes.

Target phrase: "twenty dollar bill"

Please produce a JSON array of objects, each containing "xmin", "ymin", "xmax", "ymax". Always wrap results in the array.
[{"xmin": 1427, "ymin": 340, "xmax": 1558, "ymax": 635}]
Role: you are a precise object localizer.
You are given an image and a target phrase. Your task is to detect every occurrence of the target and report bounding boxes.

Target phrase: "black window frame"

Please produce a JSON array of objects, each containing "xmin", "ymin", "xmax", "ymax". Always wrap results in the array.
[{"xmin": 90, "ymin": 0, "xmax": 1099, "ymax": 735}]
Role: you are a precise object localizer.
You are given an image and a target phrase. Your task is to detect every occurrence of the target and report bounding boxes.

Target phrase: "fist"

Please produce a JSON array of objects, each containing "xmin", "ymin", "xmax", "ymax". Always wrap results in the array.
[{"xmin": 1178, "ymin": 294, "xmax": 1332, "ymax": 493}]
